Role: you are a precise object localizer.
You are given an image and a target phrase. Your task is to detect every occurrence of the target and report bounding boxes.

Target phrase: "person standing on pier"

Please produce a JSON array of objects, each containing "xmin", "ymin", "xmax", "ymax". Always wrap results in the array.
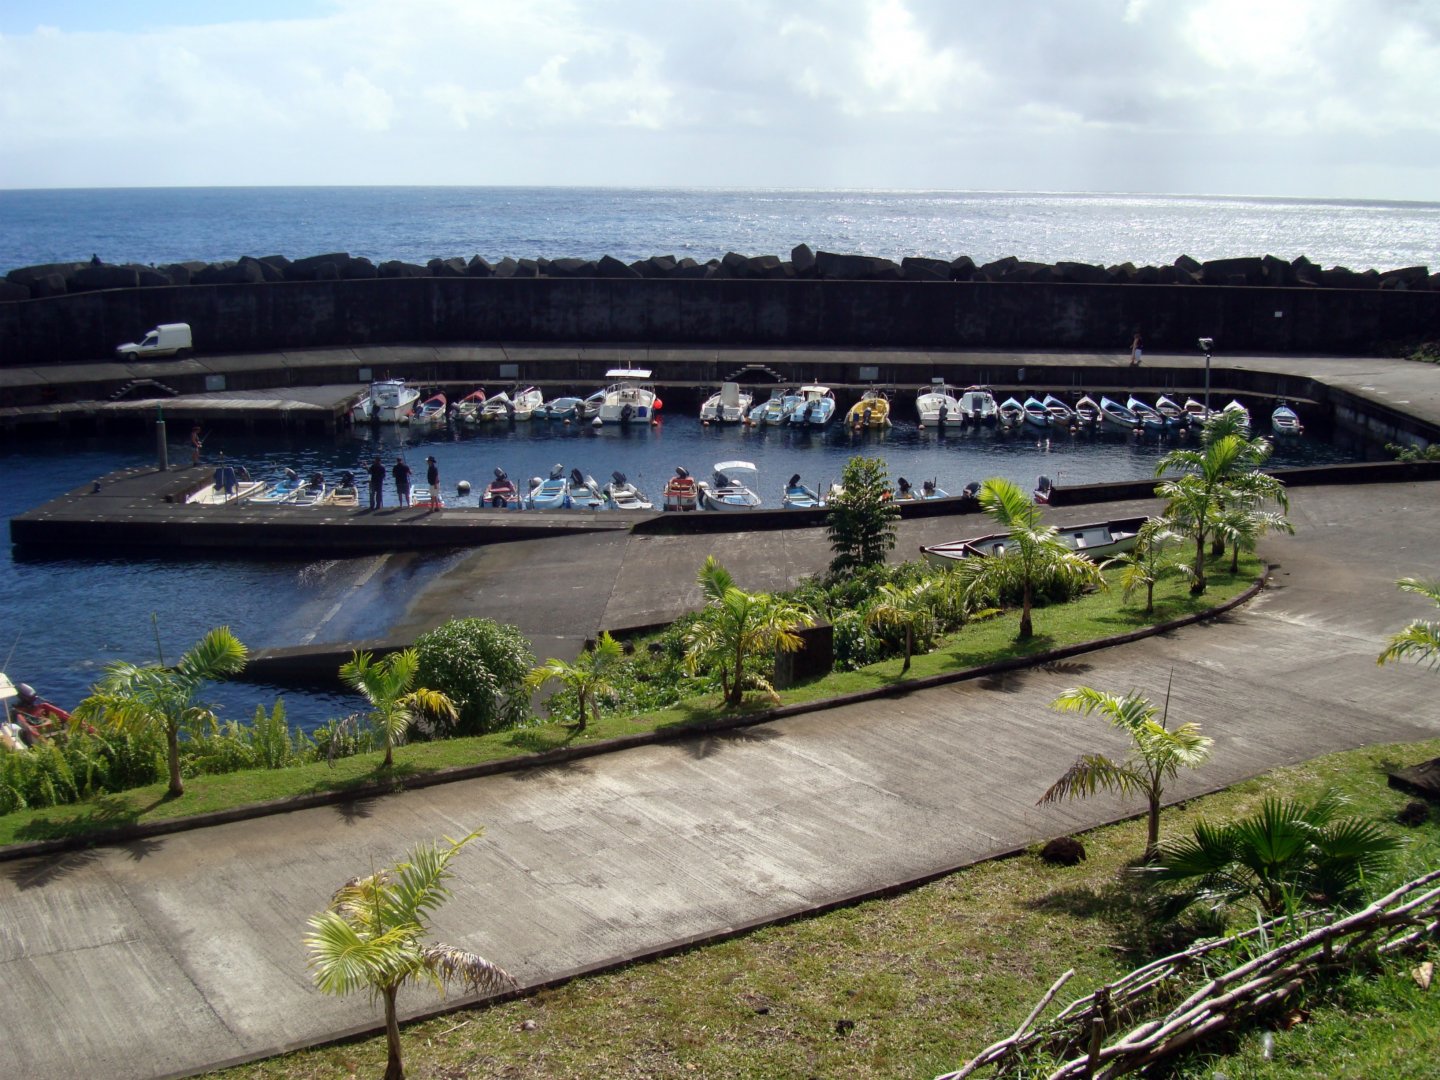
[
  {"xmin": 189, "ymin": 424, "xmax": 204, "ymax": 466},
  {"xmin": 425, "ymin": 456, "xmax": 441, "ymax": 511},
  {"xmin": 393, "ymin": 456, "xmax": 412, "ymax": 507},
  {"xmin": 367, "ymin": 455, "xmax": 385, "ymax": 510},
  {"xmin": 1130, "ymin": 330, "xmax": 1144, "ymax": 367}
]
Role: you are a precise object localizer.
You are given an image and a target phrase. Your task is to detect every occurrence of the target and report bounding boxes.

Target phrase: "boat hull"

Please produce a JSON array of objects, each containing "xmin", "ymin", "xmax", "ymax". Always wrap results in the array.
[{"xmin": 921, "ymin": 515, "xmax": 1148, "ymax": 566}]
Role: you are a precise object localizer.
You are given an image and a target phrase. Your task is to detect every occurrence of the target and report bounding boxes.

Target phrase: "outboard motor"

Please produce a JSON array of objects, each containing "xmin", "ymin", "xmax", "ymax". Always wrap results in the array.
[
  {"xmin": 897, "ymin": 477, "xmax": 912, "ymax": 497},
  {"xmin": 963, "ymin": 481, "xmax": 981, "ymax": 501},
  {"xmin": 494, "ymin": 466, "xmax": 508, "ymax": 481},
  {"xmin": 340, "ymin": 470, "xmax": 355, "ymax": 488},
  {"xmin": 309, "ymin": 471, "xmax": 324, "ymax": 490},
  {"xmin": 922, "ymin": 479, "xmax": 937, "ymax": 497},
  {"xmin": 788, "ymin": 473, "xmax": 802, "ymax": 488},
  {"xmin": 675, "ymin": 466, "xmax": 690, "ymax": 480},
  {"xmin": 571, "ymin": 468, "xmax": 586, "ymax": 488},
  {"xmin": 612, "ymin": 471, "xmax": 628, "ymax": 487},
  {"xmin": 284, "ymin": 467, "xmax": 298, "ymax": 482},
  {"xmin": 549, "ymin": 463, "xmax": 564, "ymax": 479},
  {"xmin": 1036, "ymin": 475, "xmax": 1053, "ymax": 502}
]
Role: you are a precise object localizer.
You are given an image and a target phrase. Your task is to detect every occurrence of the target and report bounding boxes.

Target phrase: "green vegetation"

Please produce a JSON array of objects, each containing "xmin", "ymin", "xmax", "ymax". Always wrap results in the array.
[
  {"xmin": 1040, "ymin": 683, "xmax": 1214, "ymax": 861},
  {"xmin": 1378, "ymin": 577, "xmax": 1440, "ymax": 670},
  {"xmin": 305, "ymin": 831, "xmax": 516, "ymax": 1080},
  {"xmin": 825, "ymin": 455, "xmax": 899, "ymax": 576},
  {"xmin": 527, "ymin": 631, "xmax": 625, "ymax": 730},
  {"xmin": 1386, "ymin": 440, "xmax": 1440, "ymax": 462},
  {"xmin": 205, "ymin": 737, "xmax": 1439, "ymax": 1080},
  {"xmin": 1101, "ymin": 518, "xmax": 1194, "ymax": 613},
  {"xmin": 0, "ymin": 556, "xmax": 1262, "ymax": 848},
  {"xmin": 413, "ymin": 617, "xmax": 533, "ymax": 735},
  {"xmin": 339, "ymin": 648, "xmax": 457, "ymax": 769}
]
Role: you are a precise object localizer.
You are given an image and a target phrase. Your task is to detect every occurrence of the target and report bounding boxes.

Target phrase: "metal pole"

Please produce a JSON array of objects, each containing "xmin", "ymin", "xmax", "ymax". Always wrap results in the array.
[
  {"xmin": 155, "ymin": 405, "xmax": 168, "ymax": 471},
  {"xmin": 1204, "ymin": 351, "xmax": 1212, "ymax": 412}
]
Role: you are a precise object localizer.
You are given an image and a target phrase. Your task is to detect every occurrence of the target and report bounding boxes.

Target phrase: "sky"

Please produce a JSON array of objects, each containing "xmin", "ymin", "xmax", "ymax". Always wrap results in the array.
[{"xmin": 1, "ymin": 0, "xmax": 1436, "ymax": 200}]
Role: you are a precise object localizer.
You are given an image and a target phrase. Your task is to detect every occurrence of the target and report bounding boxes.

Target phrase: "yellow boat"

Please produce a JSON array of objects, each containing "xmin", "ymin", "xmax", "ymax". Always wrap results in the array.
[{"xmin": 845, "ymin": 388, "xmax": 892, "ymax": 428}]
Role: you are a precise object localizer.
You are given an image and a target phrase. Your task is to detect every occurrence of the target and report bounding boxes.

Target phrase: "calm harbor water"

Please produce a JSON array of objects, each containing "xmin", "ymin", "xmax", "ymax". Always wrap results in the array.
[{"xmin": 3, "ymin": 406, "xmax": 1361, "ymax": 730}]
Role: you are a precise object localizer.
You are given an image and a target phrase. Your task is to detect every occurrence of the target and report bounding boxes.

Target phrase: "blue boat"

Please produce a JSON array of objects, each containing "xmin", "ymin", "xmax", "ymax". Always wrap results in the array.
[{"xmin": 526, "ymin": 464, "xmax": 571, "ymax": 510}]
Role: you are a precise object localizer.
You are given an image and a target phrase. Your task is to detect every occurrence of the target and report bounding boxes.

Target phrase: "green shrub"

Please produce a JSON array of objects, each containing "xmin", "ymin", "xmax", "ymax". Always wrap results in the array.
[{"xmin": 414, "ymin": 619, "xmax": 535, "ymax": 735}]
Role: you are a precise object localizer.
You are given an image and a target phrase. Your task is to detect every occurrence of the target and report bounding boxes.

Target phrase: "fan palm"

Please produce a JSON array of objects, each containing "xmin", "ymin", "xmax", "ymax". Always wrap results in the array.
[
  {"xmin": 953, "ymin": 477, "xmax": 1104, "ymax": 641},
  {"xmin": 1149, "ymin": 790, "xmax": 1401, "ymax": 919},
  {"xmin": 1039, "ymin": 683, "xmax": 1213, "ymax": 860},
  {"xmin": 305, "ymin": 831, "xmax": 517, "ymax": 1080},
  {"xmin": 1100, "ymin": 518, "xmax": 1194, "ymax": 614},
  {"xmin": 71, "ymin": 625, "xmax": 248, "ymax": 797},
  {"xmin": 339, "ymin": 648, "xmax": 457, "ymax": 768},
  {"xmin": 685, "ymin": 556, "xmax": 815, "ymax": 708},
  {"xmin": 526, "ymin": 631, "xmax": 625, "ymax": 730},
  {"xmin": 1377, "ymin": 577, "xmax": 1440, "ymax": 669}
]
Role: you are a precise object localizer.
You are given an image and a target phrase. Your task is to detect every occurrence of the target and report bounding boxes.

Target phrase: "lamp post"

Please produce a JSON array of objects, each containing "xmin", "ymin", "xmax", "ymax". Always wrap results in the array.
[{"xmin": 1198, "ymin": 337, "xmax": 1214, "ymax": 413}]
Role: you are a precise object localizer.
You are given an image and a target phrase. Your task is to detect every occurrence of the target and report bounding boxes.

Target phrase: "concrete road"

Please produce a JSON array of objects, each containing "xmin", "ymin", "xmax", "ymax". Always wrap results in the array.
[{"xmin": 3, "ymin": 482, "xmax": 1438, "ymax": 1079}]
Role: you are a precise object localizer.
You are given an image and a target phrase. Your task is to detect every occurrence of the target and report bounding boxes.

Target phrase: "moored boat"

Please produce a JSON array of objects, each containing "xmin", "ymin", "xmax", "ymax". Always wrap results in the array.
[
  {"xmin": 509, "ymin": 386, "xmax": 544, "ymax": 421},
  {"xmin": 526, "ymin": 464, "xmax": 572, "ymax": 509},
  {"xmin": 662, "ymin": 466, "xmax": 700, "ymax": 511},
  {"xmin": 355, "ymin": 378, "xmax": 419, "ymax": 423},
  {"xmin": 788, "ymin": 384, "xmax": 837, "ymax": 427},
  {"xmin": 250, "ymin": 469, "xmax": 307, "ymax": 505},
  {"xmin": 1073, "ymin": 395, "xmax": 1102, "ymax": 426},
  {"xmin": 781, "ymin": 473, "xmax": 825, "ymax": 509},
  {"xmin": 1, "ymin": 674, "xmax": 72, "ymax": 749},
  {"xmin": 451, "ymin": 389, "xmax": 487, "ymax": 423},
  {"xmin": 1099, "ymin": 395, "xmax": 1140, "ymax": 431},
  {"xmin": 476, "ymin": 391, "xmax": 514, "ymax": 422},
  {"xmin": 958, "ymin": 385, "xmax": 999, "ymax": 423},
  {"xmin": 409, "ymin": 392, "xmax": 447, "ymax": 425},
  {"xmin": 1126, "ymin": 395, "xmax": 1166, "ymax": 433},
  {"xmin": 597, "ymin": 368, "xmax": 660, "ymax": 424},
  {"xmin": 1183, "ymin": 397, "xmax": 1215, "ymax": 424},
  {"xmin": 700, "ymin": 382, "xmax": 752, "ymax": 424},
  {"xmin": 1022, "ymin": 396, "xmax": 1051, "ymax": 427},
  {"xmin": 322, "ymin": 471, "xmax": 359, "ymax": 507},
  {"xmin": 568, "ymin": 469, "xmax": 607, "ymax": 508},
  {"xmin": 1222, "ymin": 399, "xmax": 1252, "ymax": 433},
  {"xmin": 920, "ymin": 515, "xmax": 1149, "ymax": 566},
  {"xmin": 750, "ymin": 388, "xmax": 802, "ymax": 426},
  {"xmin": 1154, "ymin": 395, "xmax": 1186, "ymax": 426},
  {"xmin": 482, "ymin": 468, "xmax": 521, "ymax": 508},
  {"xmin": 845, "ymin": 389, "xmax": 892, "ymax": 428},
  {"xmin": 604, "ymin": 472, "xmax": 653, "ymax": 510},
  {"xmin": 289, "ymin": 472, "xmax": 328, "ymax": 506},
  {"xmin": 1271, "ymin": 401, "xmax": 1303, "ymax": 436},
  {"xmin": 997, "ymin": 396, "xmax": 1026, "ymax": 427},
  {"xmin": 916, "ymin": 380, "xmax": 964, "ymax": 426},
  {"xmin": 698, "ymin": 460, "xmax": 762, "ymax": 510},
  {"xmin": 1042, "ymin": 394, "xmax": 1076, "ymax": 425}
]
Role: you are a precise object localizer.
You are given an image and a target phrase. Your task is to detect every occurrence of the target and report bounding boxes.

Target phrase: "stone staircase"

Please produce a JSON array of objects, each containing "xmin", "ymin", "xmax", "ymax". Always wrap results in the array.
[
  {"xmin": 721, "ymin": 363, "xmax": 787, "ymax": 384},
  {"xmin": 109, "ymin": 378, "xmax": 179, "ymax": 401}
]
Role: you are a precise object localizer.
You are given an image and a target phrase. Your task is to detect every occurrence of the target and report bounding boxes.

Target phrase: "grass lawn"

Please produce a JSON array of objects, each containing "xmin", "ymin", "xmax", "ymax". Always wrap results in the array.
[
  {"xmin": 0, "ymin": 558, "xmax": 1262, "ymax": 849},
  {"xmin": 201, "ymin": 737, "xmax": 1440, "ymax": 1079}
]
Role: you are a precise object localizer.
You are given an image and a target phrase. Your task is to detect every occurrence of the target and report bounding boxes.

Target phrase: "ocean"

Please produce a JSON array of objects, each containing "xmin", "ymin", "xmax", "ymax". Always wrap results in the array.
[
  {"xmin": 0, "ymin": 186, "xmax": 1426, "ymax": 729},
  {"xmin": 2, "ymin": 187, "xmax": 1437, "ymax": 274}
]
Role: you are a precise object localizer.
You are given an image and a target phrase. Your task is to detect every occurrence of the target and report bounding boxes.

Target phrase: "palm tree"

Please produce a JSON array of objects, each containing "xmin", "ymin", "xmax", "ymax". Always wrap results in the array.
[
  {"xmin": 953, "ymin": 477, "xmax": 1104, "ymax": 641},
  {"xmin": 305, "ymin": 831, "xmax": 517, "ymax": 1080},
  {"xmin": 1149, "ymin": 790, "xmax": 1400, "ymax": 919},
  {"xmin": 1100, "ymin": 518, "xmax": 1194, "ymax": 614},
  {"xmin": 1213, "ymin": 499, "xmax": 1294, "ymax": 573},
  {"xmin": 72, "ymin": 625, "xmax": 248, "ymax": 797},
  {"xmin": 1155, "ymin": 432, "xmax": 1286, "ymax": 594},
  {"xmin": 685, "ymin": 556, "xmax": 815, "ymax": 708},
  {"xmin": 339, "ymin": 648, "xmax": 457, "ymax": 769},
  {"xmin": 526, "ymin": 631, "xmax": 625, "ymax": 730},
  {"xmin": 1039, "ymin": 683, "xmax": 1213, "ymax": 861},
  {"xmin": 1377, "ymin": 577, "xmax": 1440, "ymax": 669},
  {"xmin": 864, "ymin": 581, "xmax": 937, "ymax": 674}
]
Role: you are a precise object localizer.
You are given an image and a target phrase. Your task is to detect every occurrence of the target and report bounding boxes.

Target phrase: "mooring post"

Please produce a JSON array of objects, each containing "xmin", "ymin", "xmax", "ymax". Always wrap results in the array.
[{"xmin": 155, "ymin": 404, "xmax": 169, "ymax": 471}]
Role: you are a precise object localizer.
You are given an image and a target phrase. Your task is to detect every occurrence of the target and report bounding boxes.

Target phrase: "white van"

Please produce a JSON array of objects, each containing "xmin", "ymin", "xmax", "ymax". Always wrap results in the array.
[{"xmin": 116, "ymin": 322, "xmax": 192, "ymax": 360}]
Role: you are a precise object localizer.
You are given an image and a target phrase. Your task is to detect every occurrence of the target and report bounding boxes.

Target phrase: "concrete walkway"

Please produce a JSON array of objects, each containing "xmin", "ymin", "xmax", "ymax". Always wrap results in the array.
[{"xmin": 3, "ymin": 482, "xmax": 1438, "ymax": 1080}]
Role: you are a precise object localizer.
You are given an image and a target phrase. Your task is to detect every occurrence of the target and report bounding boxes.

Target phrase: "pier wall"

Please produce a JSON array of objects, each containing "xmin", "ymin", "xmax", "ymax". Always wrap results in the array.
[{"xmin": 3, "ymin": 277, "xmax": 1436, "ymax": 367}]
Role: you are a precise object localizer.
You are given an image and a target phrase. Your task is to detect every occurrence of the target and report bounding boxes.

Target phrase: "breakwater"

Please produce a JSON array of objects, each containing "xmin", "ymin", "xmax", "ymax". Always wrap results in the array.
[{"xmin": 2, "ymin": 248, "xmax": 1437, "ymax": 367}]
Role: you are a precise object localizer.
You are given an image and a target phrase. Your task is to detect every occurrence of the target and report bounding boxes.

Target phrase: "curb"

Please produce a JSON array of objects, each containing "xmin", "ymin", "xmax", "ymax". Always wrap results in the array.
[{"xmin": 0, "ymin": 574, "xmax": 1267, "ymax": 864}]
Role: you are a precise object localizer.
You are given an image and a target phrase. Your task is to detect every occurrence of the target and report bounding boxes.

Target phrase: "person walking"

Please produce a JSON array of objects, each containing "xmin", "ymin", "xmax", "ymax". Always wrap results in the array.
[
  {"xmin": 367, "ymin": 455, "xmax": 385, "ymax": 510},
  {"xmin": 1129, "ymin": 331, "xmax": 1144, "ymax": 367},
  {"xmin": 393, "ymin": 456, "xmax": 412, "ymax": 507},
  {"xmin": 425, "ymin": 456, "xmax": 441, "ymax": 511}
]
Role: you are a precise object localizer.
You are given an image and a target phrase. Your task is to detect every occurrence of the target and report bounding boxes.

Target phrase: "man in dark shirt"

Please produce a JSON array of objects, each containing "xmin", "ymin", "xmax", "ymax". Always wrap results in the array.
[
  {"xmin": 393, "ymin": 456, "xmax": 412, "ymax": 507},
  {"xmin": 367, "ymin": 456, "xmax": 385, "ymax": 509}
]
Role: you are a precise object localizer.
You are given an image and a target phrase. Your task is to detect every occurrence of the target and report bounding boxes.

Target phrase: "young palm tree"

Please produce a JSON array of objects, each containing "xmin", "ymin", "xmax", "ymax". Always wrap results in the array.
[
  {"xmin": 954, "ymin": 477, "xmax": 1104, "ymax": 641},
  {"xmin": 72, "ymin": 625, "xmax": 248, "ymax": 797},
  {"xmin": 1377, "ymin": 577, "xmax": 1440, "ymax": 669},
  {"xmin": 525, "ymin": 631, "xmax": 625, "ymax": 730},
  {"xmin": 1149, "ymin": 790, "xmax": 1401, "ymax": 919},
  {"xmin": 1039, "ymin": 683, "xmax": 1213, "ymax": 861},
  {"xmin": 1100, "ymin": 518, "xmax": 1194, "ymax": 614},
  {"xmin": 863, "ymin": 581, "xmax": 937, "ymax": 674},
  {"xmin": 685, "ymin": 556, "xmax": 815, "ymax": 708},
  {"xmin": 339, "ymin": 648, "xmax": 457, "ymax": 769},
  {"xmin": 305, "ymin": 831, "xmax": 517, "ymax": 1080},
  {"xmin": 1213, "ymin": 500, "xmax": 1295, "ymax": 573}
]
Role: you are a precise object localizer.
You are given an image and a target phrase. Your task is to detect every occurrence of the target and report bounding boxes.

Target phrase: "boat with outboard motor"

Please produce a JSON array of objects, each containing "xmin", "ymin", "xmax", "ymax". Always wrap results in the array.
[
  {"xmin": 1184, "ymin": 397, "xmax": 1216, "ymax": 424},
  {"xmin": 997, "ymin": 397, "xmax": 1025, "ymax": 427},
  {"xmin": 920, "ymin": 514, "xmax": 1149, "ymax": 566},
  {"xmin": 781, "ymin": 473, "xmax": 825, "ymax": 509},
  {"xmin": 662, "ymin": 466, "xmax": 700, "ymax": 511},
  {"xmin": 450, "ymin": 389, "xmax": 487, "ymax": 423},
  {"xmin": 1074, "ymin": 395, "xmax": 1102, "ymax": 427},
  {"xmin": 250, "ymin": 469, "xmax": 307, "ymax": 505},
  {"xmin": 1023, "ymin": 396, "xmax": 1051, "ymax": 428},
  {"xmin": 597, "ymin": 368, "xmax": 660, "ymax": 424},
  {"xmin": 482, "ymin": 468, "xmax": 521, "ymax": 508},
  {"xmin": 700, "ymin": 382, "xmax": 752, "ymax": 424},
  {"xmin": 1126, "ymin": 396, "xmax": 1166, "ymax": 433},
  {"xmin": 788, "ymin": 384, "xmax": 837, "ymax": 427},
  {"xmin": 958, "ymin": 385, "xmax": 999, "ymax": 424},
  {"xmin": 916, "ymin": 380, "xmax": 965, "ymax": 426},
  {"xmin": 845, "ymin": 389, "xmax": 892, "ymax": 428},
  {"xmin": 1099, "ymin": 395, "xmax": 1140, "ymax": 431},
  {"xmin": 604, "ymin": 472, "xmax": 653, "ymax": 510},
  {"xmin": 1042, "ymin": 394, "xmax": 1076, "ymax": 426},
  {"xmin": 410, "ymin": 392, "xmax": 448, "ymax": 425},
  {"xmin": 1271, "ymin": 401, "xmax": 1303, "ymax": 436},
  {"xmin": 355, "ymin": 378, "xmax": 420, "ymax": 423},
  {"xmin": 323, "ymin": 471, "xmax": 359, "ymax": 507},
  {"xmin": 526, "ymin": 464, "xmax": 572, "ymax": 509},
  {"xmin": 1154, "ymin": 395, "xmax": 1186, "ymax": 426},
  {"xmin": 1, "ymin": 674, "xmax": 72, "ymax": 750},
  {"xmin": 698, "ymin": 460, "xmax": 763, "ymax": 510},
  {"xmin": 750, "ymin": 388, "xmax": 802, "ymax": 426}
]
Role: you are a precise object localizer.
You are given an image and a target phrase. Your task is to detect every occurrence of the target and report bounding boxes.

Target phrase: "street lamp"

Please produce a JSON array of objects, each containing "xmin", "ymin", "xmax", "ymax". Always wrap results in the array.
[{"xmin": 1198, "ymin": 337, "xmax": 1214, "ymax": 413}]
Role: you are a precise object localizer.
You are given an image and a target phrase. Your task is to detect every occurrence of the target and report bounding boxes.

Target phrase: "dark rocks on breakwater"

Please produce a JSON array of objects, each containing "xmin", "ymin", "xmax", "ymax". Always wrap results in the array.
[{"xmin": 3, "ymin": 246, "xmax": 1436, "ymax": 301}]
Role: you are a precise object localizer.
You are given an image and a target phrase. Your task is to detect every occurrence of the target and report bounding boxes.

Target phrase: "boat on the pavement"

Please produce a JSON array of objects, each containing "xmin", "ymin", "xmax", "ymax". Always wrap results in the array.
[
  {"xmin": 1099, "ymin": 395, "xmax": 1140, "ymax": 431},
  {"xmin": 698, "ymin": 460, "xmax": 763, "ymax": 510},
  {"xmin": 662, "ymin": 466, "xmax": 700, "ymax": 511},
  {"xmin": 597, "ymin": 368, "xmax": 660, "ymax": 424},
  {"xmin": 604, "ymin": 472, "xmax": 653, "ymax": 510},
  {"xmin": 788, "ymin": 384, "xmax": 837, "ymax": 427},
  {"xmin": 355, "ymin": 378, "xmax": 420, "ymax": 423},
  {"xmin": 958, "ymin": 385, "xmax": 999, "ymax": 423},
  {"xmin": 920, "ymin": 514, "xmax": 1149, "ymax": 566},
  {"xmin": 781, "ymin": 473, "xmax": 825, "ymax": 508},
  {"xmin": 1271, "ymin": 401, "xmax": 1303, "ymax": 436},
  {"xmin": 700, "ymin": 382, "xmax": 752, "ymax": 424},
  {"xmin": 916, "ymin": 380, "xmax": 965, "ymax": 426},
  {"xmin": 845, "ymin": 388, "xmax": 892, "ymax": 428}
]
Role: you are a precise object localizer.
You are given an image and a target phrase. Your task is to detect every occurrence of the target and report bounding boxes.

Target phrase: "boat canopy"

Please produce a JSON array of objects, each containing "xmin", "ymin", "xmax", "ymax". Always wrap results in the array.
[
  {"xmin": 605, "ymin": 368, "xmax": 652, "ymax": 379},
  {"xmin": 713, "ymin": 460, "xmax": 758, "ymax": 474}
]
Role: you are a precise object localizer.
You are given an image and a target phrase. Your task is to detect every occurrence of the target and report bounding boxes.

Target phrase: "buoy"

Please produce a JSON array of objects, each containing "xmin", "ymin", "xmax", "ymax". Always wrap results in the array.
[
  {"xmin": 457, "ymin": 480, "xmax": 471, "ymax": 496},
  {"xmin": 651, "ymin": 419, "xmax": 659, "ymax": 426},
  {"xmin": 918, "ymin": 422, "xmax": 926, "ymax": 430},
  {"xmin": 564, "ymin": 418, "xmax": 571, "ymax": 425},
  {"xmin": 591, "ymin": 417, "xmax": 603, "ymax": 428}
]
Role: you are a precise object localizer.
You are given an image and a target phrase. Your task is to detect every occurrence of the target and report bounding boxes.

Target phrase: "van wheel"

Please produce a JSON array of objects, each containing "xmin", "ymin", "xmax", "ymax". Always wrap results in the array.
[{"xmin": 123, "ymin": 351, "xmax": 138, "ymax": 361}]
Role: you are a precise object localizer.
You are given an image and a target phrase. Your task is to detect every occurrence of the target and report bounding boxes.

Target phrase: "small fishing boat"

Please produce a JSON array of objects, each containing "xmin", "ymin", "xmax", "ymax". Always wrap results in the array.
[
  {"xmin": 604, "ymin": 472, "xmax": 653, "ymax": 511},
  {"xmin": 916, "ymin": 380, "xmax": 965, "ymax": 426},
  {"xmin": 451, "ymin": 389, "xmax": 487, "ymax": 423},
  {"xmin": 289, "ymin": 472, "xmax": 328, "ymax": 507},
  {"xmin": 958, "ymin": 385, "xmax": 999, "ymax": 423},
  {"xmin": 845, "ymin": 389, "xmax": 892, "ymax": 428},
  {"xmin": 1074, "ymin": 395, "xmax": 1102, "ymax": 426},
  {"xmin": 1099, "ymin": 395, "xmax": 1140, "ymax": 431},
  {"xmin": 526, "ymin": 464, "xmax": 572, "ymax": 510},
  {"xmin": 568, "ymin": 469, "xmax": 607, "ymax": 508},
  {"xmin": 699, "ymin": 382, "xmax": 752, "ymax": 424},
  {"xmin": 536, "ymin": 395, "xmax": 585, "ymax": 421},
  {"xmin": 355, "ymin": 378, "xmax": 419, "ymax": 423},
  {"xmin": 698, "ymin": 460, "xmax": 763, "ymax": 510},
  {"xmin": 187, "ymin": 465, "xmax": 264, "ymax": 505},
  {"xmin": 1042, "ymin": 394, "xmax": 1076, "ymax": 425},
  {"xmin": 1183, "ymin": 397, "xmax": 1215, "ymax": 424},
  {"xmin": 477, "ymin": 391, "xmax": 514, "ymax": 422},
  {"xmin": 1222, "ymin": 399, "xmax": 1252, "ymax": 433},
  {"xmin": 409, "ymin": 392, "xmax": 448, "ymax": 425},
  {"xmin": 1023, "ymin": 396, "xmax": 1052, "ymax": 427},
  {"xmin": 788, "ymin": 384, "xmax": 837, "ymax": 427},
  {"xmin": 1126, "ymin": 396, "xmax": 1166, "ymax": 433},
  {"xmin": 1, "ymin": 674, "xmax": 72, "ymax": 749},
  {"xmin": 1154, "ymin": 395, "xmax": 1186, "ymax": 426},
  {"xmin": 482, "ymin": 468, "xmax": 521, "ymax": 508},
  {"xmin": 250, "ymin": 469, "xmax": 307, "ymax": 505},
  {"xmin": 322, "ymin": 471, "xmax": 359, "ymax": 507},
  {"xmin": 662, "ymin": 466, "xmax": 700, "ymax": 511},
  {"xmin": 510, "ymin": 386, "xmax": 544, "ymax": 421},
  {"xmin": 597, "ymin": 368, "xmax": 660, "ymax": 424},
  {"xmin": 1271, "ymin": 401, "xmax": 1303, "ymax": 436},
  {"xmin": 921, "ymin": 479, "xmax": 950, "ymax": 499},
  {"xmin": 750, "ymin": 388, "xmax": 802, "ymax": 426},
  {"xmin": 920, "ymin": 515, "xmax": 1149, "ymax": 567},
  {"xmin": 781, "ymin": 473, "xmax": 825, "ymax": 509},
  {"xmin": 997, "ymin": 397, "xmax": 1026, "ymax": 427}
]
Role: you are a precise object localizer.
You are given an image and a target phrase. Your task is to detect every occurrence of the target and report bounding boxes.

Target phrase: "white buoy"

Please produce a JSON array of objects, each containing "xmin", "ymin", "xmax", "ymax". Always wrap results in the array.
[
  {"xmin": 591, "ymin": 417, "xmax": 603, "ymax": 428},
  {"xmin": 456, "ymin": 480, "xmax": 471, "ymax": 496}
]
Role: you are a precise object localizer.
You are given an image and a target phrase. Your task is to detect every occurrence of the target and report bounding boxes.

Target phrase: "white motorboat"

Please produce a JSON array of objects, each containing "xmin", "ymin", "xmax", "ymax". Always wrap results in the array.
[
  {"xmin": 920, "ymin": 515, "xmax": 1149, "ymax": 566},
  {"xmin": 1042, "ymin": 394, "xmax": 1076, "ymax": 425},
  {"xmin": 1099, "ymin": 395, "xmax": 1140, "ymax": 431},
  {"xmin": 597, "ymin": 368, "xmax": 660, "ymax": 424},
  {"xmin": 250, "ymin": 469, "xmax": 307, "ymax": 505},
  {"xmin": 604, "ymin": 471, "xmax": 653, "ymax": 510},
  {"xmin": 526, "ymin": 464, "xmax": 571, "ymax": 509},
  {"xmin": 700, "ymin": 382, "xmax": 752, "ymax": 424},
  {"xmin": 750, "ymin": 388, "xmax": 802, "ymax": 425},
  {"xmin": 1022, "ymin": 396, "xmax": 1051, "ymax": 427},
  {"xmin": 1271, "ymin": 401, "xmax": 1303, "ymax": 436},
  {"xmin": 997, "ymin": 397, "xmax": 1025, "ymax": 427},
  {"xmin": 477, "ymin": 391, "xmax": 513, "ymax": 422},
  {"xmin": 355, "ymin": 378, "xmax": 420, "ymax": 423},
  {"xmin": 451, "ymin": 389, "xmax": 487, "ymax": 423},
  {"xmin": 958, "ymin": 385, "xmax": 999, "ymax": 423},
  {"xmin": 781, "ymin": 473, "xmax": 824, "ymax": 509},
  {"xmin": 289, "ymin": 472, "xmax": 328, "ymax": 507},
  {"xmin": 698, "ymin": 460, "xmax": 762, "ymax": 510},
  {"xmin": 509, "ymin": 386, "xmax": 544, "ymax": 421},
  {"xmin": 187, "ymin": 473, "xmax": 264, "ymax": 505},
  {"xmin": 788, "ymin": 384, "xmax": 837, "ymax": 427},
  {"xmin": 916, "ymin": 380, "xmax": 965, "ymax": 426},
  {"xmin": 1126, "ymin": 396, "xmax": 1166, "ymax": 433},
  {"xmin": 568, "ymin": 469, "xmax": 607, "ymax": 508}
]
